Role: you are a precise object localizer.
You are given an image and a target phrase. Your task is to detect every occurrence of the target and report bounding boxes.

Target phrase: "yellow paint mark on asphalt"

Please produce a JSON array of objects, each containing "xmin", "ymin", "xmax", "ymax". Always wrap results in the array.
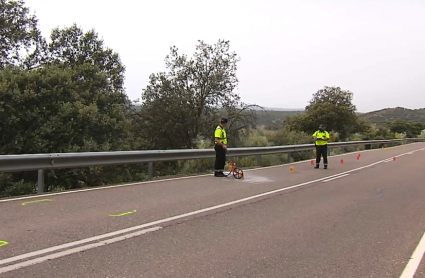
[
  {"xmin": 109, "ymin": 210, "xmax": 137, "ymax": 217},
  {"xmin": 289, "ymin": 166, "xmax": 295, "ymax": 173},
  {"xmin": 0, "ymin": 241, "xmax": 9, "ymax": 247},
  {"xmin": 21, "ymin": 199, "xmax": 53, "ymax": 206}
]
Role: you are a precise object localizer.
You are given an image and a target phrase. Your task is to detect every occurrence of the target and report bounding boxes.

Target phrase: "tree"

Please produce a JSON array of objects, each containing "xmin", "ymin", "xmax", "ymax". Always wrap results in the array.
[
  {"xmin": 0, "ymin": 3, "xmax": 149, "ymax": 197},
  {"xmin": 355, "ymin": 119, "xmax": 393, "ymax": 140},
  {"xmin": 0, "ymin": 64, "xmax": 136, "ymax": 153},
  {"xmin": 305, "ymin": 86, "xmax": 358, "ymax": 140},
  {"xmin": 45, "ymin": 24, "xmax": 126, "ymax": 93},
  {"xmin": 283, "ymin": 113, "xmax": 316, "ymax": 134},
  {"xmin": 0, "ymin": 0, "xmax": 42, "ymax": 69},
  {"xmin": 268, "ymin": 126, "xmax": 313, "ymax": 161},
  {"xmin": 0, "ymin": 64, "xmax": 144, "ymax": 196},
  {"xmin": 387, "ymin": 119, "xmax": 425, "ymax": 138},
  {"xmin": 137, "ymin": 40, "xmax": 257, "ymax": 149}
]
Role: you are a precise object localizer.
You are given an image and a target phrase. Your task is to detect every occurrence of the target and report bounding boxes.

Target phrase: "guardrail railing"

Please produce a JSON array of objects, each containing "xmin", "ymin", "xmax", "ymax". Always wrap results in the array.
[{"xmin": 0, "ymin": 138, "xmax": 423, "ymax": 193}]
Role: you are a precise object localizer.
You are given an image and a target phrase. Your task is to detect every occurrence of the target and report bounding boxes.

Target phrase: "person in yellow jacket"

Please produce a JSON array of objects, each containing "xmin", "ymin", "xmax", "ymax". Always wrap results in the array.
[
  {"xmin": 214, "ymin": 118, "xmax": 228, "ymax": 177},
  {"xmin": 312, "ymin": 124, "xmax": 330, "ymax": 169}
]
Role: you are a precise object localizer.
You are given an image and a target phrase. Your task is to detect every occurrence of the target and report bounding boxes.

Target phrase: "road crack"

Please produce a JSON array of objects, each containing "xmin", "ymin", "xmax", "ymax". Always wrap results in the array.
[{"xmin": 362, "ymin": 184, "xmax": 402, "ymax": 201}]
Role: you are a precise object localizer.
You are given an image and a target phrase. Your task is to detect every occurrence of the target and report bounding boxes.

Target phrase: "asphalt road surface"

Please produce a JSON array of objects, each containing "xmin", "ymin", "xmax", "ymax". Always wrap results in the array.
[{"xmin": 1, "ymin": 143, "xmax": 425, "ymax": 277}]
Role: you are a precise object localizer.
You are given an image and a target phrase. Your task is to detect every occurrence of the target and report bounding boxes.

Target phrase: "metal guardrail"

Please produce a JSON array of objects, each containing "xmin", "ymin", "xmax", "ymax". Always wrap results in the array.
[{"xmin": 0, "ymin": 138, "xmax": 423, "ymax": 193}]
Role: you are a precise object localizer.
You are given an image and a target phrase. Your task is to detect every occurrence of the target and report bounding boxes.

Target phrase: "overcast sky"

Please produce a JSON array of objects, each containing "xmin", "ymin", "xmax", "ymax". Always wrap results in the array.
[{"xmin": 26, "ymin": 0, "xmax": 425, "ymax": 112}]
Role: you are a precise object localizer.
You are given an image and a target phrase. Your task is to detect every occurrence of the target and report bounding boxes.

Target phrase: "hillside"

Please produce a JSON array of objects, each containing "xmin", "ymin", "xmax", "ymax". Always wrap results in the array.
[
  {"xmin": 131, "ymin": 104, "xmax": 304, "ymax": 129},
  {"xmin": 254, "ymin": 107, "xmax": 425, "ymax": 128},
  {"xmin": 359, "ymin": 107, "xmax": 425, "ymax": 125},
  {"xmin": 131, "ymin": 104, "xmax": 425, "ymax": 129},
  {"xmin": 255, "ymin": 110, "xmax": 303, "ymax": 129}
]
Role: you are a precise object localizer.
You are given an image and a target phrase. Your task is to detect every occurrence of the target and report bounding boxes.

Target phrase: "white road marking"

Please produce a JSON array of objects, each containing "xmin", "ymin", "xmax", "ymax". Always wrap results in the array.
[
  {"xmin": 0, "ymin": 142, "xmax": 420, "ymax": 204},
  {"xmin": 399, "ymin": 229, "xmax": 425, "ymax": 278},
  {"xmin": 0, "ymin": 147, "xmax": 420, "ymax": 271},
  {"xmin": 322, "ymin": 174, "xmax": 349, "ymax": 183},
  {"xmin": 0, "ymin": 227, "xmax": 162, "ymax": 274}
]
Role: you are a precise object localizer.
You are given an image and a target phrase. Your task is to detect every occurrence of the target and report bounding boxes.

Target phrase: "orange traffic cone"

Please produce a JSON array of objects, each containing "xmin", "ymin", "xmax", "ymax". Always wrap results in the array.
[
  {"xmin": 340, "ymin": 159, "xmax": 344, "ymax": 164},
  {"xmin": 311, "ymin": 160, "xmax": 314, "ymax": 165},
  {"xmin": 393, "ymin": 157, "xmax": 396, "ymax": 161}
]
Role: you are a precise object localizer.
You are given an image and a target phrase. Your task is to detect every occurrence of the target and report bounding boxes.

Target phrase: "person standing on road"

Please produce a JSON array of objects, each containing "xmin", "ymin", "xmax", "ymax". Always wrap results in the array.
[
  {"xmin": 313, "ymin": 124, "xmax": 330, "ymax": 169},
  {"xmin": 214, "ymin": 118, "xmax": 228, "ymax": 177}
]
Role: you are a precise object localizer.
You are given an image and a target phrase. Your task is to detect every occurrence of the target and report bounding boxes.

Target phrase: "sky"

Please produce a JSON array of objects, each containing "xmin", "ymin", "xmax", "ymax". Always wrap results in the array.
[{"xmin": 25, "ymin": 0, "xmax": 425, "ymax": 112}]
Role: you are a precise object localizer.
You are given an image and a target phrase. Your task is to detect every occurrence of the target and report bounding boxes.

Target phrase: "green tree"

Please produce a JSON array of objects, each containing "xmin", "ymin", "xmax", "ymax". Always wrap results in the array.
[
  {"xmin": 305, "ymin": 86, "xmax": 358, "ymax": 140},
  {"xmin": 0, "ymin": 64, "xmax": 144, "ymax": 196},
  {"xmin": 355, "ymin": 119, "xmax": 393, "ymax": 140},
  {"xmin": 137, "ymin": 40, "xmax": 257, "ymax": 149},
  {"xmin": 268, "ymin": 127, "xmax": 313, "ymax": 161},
  {"xmin": 0, "ymin": 0, "xmax": 42, "ymax": 69},
  {"xmin": 283, "ymin": 113, "xmax": 315, "ymax": 134},
  {"xmin": 44, "ymin": 24, "xmax": 126, "ymax": 93},
  {"xmin": 0, "ymin": 18, "xmax": 145, "ymax": 196},
  {"xmin": 387, "ymin": 119, "xmax": 425, "ymax": 138}
]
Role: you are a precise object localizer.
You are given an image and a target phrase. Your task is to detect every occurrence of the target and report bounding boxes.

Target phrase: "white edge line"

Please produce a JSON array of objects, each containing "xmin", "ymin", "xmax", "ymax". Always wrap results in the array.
[
  {"xmin": 0, "ymin": 147, "xmax": 420, "ymax": 267},
  {"xmin": 399, "ymin": 228, "xmax": 425, "ymax": 278},
  {"xmin": 0, "ymin": 143, "xmax": 421, "ymax": 204},
  {"xmin": 0, "ymin": 226, "xmax": 162, "ymax": 274},
  {"xmin": 322, "ymin": 174, "xmax": 349, "ymax": 183}
]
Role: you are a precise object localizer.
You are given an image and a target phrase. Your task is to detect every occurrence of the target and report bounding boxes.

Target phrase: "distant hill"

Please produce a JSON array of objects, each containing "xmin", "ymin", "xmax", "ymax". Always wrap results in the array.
[
  {"xmin": 255, "ymin": 106, "xmax": 425, "ymax": 128},
  {"xmin": 131, "ymin": 103, "xmax": 425, "ymax": 129},
  {"xmin": 261, "ymin": 107, "xmax": 304, "ymax": 112},
  {"xmin": 131, "ymin": 104, "xmax": 304, "ymax": 129},
  {"xmin": 254, "ymin": 110, "xmax": 304, "ymax": 129},
  {"xmin": 359, "ymin": 107, "xmax": 425, "ymax": 125}
]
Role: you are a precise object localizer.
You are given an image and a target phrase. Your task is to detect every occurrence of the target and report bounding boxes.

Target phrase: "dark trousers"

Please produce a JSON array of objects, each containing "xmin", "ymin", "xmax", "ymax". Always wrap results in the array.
[
  {"xmin": 214, "ymin": 144, "xmax": 226, "ymax": 172},
  {"xmin": 315, "ymin": 144, "xmax": 328, "ymax": 166}
]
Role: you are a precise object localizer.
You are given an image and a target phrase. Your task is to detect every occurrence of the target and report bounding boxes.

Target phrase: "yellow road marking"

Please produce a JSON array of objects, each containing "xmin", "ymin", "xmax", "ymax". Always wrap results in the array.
[
  {"xmin": 0, "ymin": 241, "xmax": 8, "ymax": 247},
  {"xmin": 109, "ymin": 210, "xmax": 137, "ymax": 217},
  {"xmin": 21, "ymin": 199, "xmax": 53, "ymax": 206}
]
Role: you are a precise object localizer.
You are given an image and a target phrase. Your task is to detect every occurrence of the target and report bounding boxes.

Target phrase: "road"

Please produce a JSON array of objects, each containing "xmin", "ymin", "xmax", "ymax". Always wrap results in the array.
[{"xmin": 1, "ymin": 143, "xmax": 425, "ymax": 277}]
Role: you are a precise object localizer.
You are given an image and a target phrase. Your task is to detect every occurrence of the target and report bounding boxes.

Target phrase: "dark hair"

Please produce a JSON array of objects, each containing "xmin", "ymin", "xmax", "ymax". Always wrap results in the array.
[{"xmin": 221, "ymin": 118, "xmax": 228, "ymax": 124}]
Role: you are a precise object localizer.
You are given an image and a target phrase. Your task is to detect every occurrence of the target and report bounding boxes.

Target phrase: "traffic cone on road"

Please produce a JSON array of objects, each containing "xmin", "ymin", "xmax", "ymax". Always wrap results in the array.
[
  {"xmin": 311, "ymin": 160, "xmax": 314, "ymax": 165},
  {"xmin": 340, "ymin": 159, "xmax": 344, "ymax": 164},
  {"xmin": 393, "ymin": 157, "xmax": 396, "ymax": 161}
]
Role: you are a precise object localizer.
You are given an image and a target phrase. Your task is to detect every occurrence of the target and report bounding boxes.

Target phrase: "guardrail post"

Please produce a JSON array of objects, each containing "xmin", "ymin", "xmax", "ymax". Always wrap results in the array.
[
  {"xmin": 288, "ymin": 153, "xmax": 293, "ymax": 163},
  {"xmin": 148, "ymin": 162, "xmax": 153, "ymax": 179},
  {"xmin": 37, "ymin": 170, "xmax": 44, "ymax": 193},
  {"xmin": 256, "ymin": 155, "xmax": 261, "ymax": 166}
]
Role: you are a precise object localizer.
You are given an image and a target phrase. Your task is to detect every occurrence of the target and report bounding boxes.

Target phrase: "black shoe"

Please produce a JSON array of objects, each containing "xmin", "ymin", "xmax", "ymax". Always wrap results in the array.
[
  {"xmin": 314, "ymin": 166, "xmax": 319, "ymax": 169},
  {"xmin": 324, "ymin": 166, "xmax": 328, "ymax": 169}
]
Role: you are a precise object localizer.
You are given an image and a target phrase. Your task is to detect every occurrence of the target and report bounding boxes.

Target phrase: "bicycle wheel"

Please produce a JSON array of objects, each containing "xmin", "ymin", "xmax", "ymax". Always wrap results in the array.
[{"xmin": 232, "ymin": 168, "xmax": 244, "ymax": 179}]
